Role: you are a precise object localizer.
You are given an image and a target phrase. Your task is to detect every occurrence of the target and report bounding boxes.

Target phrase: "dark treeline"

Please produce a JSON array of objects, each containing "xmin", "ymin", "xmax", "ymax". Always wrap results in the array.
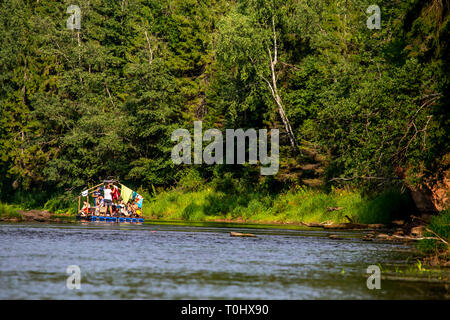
[{"xmin": 0, "ymin": 0, "xmax": 448, "ymax": 203}]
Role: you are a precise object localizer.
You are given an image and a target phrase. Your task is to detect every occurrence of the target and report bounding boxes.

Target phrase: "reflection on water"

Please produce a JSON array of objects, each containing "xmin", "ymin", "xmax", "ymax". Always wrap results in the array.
[{"xmin": 0, "ymin": 222, "xmax": 447, "ymax": 299}]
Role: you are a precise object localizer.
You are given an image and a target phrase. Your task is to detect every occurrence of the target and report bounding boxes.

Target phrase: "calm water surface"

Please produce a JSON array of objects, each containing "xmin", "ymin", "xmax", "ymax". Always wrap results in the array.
[{"xmin": 0, "ymin": 222, "xmax": 447, "ymax": 299}]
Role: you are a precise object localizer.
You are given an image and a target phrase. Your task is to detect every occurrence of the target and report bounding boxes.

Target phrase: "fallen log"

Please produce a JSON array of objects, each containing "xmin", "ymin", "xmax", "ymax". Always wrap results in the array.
[
  {"xmin": 302, "ymin": 222, "xmax": 386, "ymax": 230},
  {"xmin": 424, "ymin": 227, "xmax": 449, "ymax": 246},
  {"xmin": 322, "ymin": 223, "xmax": 369, "ymax": 230},
  {"xmin": 391, "ymin": 234, "xmax": 443, "ymax": 242},
  {"xmin": 300, "ymin": 222, "xmax": 326, "ymax": 228},
  {"xmin": 375, "ymin": 234, "xmax": 441, "ymax": 242},
  {"xmin": 230, "ymin": 232, "xmax": 256, "ymax": 238}
]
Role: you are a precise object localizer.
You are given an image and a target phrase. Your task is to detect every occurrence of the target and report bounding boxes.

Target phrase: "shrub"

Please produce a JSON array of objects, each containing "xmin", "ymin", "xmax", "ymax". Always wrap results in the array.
[{"xmin": 418, "ymin": 209, "xmax": 450, "ymax": 253}]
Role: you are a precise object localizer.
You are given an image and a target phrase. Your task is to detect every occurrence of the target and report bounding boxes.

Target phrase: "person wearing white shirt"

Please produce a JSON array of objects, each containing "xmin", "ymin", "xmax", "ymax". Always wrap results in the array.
[{"xmin": 103, "ymin": 185, "xmax": 113, "ymax": 216}]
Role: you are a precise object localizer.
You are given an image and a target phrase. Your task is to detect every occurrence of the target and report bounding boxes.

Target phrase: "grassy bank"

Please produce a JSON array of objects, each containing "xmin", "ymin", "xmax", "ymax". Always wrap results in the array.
[
  {"xmin": 0, "ymin": 202, "xmax": 75, "ymax": 223},
  {"xmin": 143, "ymin": 186, "xmax": 413, "ymax": 225},
  {"xmin": 0, "ymin": 182, "xmax": 432, "ymax": 226},
  {"xmin": 0, "ymin": 202, "xmax": 23, "ymax": 221}
]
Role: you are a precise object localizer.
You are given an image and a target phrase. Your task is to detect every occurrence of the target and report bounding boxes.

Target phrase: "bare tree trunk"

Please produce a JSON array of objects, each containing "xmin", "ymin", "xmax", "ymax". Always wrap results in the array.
[
  {"xmin": 144, "ymin": 30, "xmax": 154, "ymax": 65},
  {"xmin": 77, "ymin": 31, "xmax": 83, "ymax": 84},
  {"xmin": 263, "ymin": 16, "xmax": 298, "ymax": 154}
]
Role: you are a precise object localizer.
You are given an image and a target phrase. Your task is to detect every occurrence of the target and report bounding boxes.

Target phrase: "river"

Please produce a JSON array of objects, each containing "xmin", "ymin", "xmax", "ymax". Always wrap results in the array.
[{"xmin": 0, "ymin": 222, "xmax": 448, "ymax": 299}]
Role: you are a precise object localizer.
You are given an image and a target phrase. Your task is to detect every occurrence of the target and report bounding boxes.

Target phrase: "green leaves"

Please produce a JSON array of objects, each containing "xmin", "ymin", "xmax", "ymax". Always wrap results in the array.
[{"xmin": 0, "ymin": 0, "xmax": 448, "ymax": 199}]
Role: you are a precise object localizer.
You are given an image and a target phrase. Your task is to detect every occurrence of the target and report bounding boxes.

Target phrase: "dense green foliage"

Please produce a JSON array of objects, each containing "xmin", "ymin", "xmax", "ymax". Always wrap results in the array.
[{"xmin": 0, "ymin": 0, "xmax": 448, "ymax": 212}]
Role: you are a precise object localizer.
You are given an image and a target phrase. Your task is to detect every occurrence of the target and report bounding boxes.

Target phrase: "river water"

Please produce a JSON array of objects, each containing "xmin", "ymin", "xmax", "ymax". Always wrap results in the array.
[{"xmin": 0, "ymin": 222, "xmax": 447, "ymax": 299}]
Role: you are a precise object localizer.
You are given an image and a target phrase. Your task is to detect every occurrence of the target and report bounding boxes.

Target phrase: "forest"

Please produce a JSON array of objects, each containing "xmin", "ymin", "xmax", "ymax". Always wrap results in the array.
[{"xmin": 0, "ymin": 0, "xmax": 448, "ymax": 231}]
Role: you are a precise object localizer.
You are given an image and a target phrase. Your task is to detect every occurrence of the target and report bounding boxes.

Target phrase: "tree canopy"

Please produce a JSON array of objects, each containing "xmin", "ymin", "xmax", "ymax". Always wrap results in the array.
[{"xmin": 0, "ymin": 0, "xmax": 448, "ymax": 199}]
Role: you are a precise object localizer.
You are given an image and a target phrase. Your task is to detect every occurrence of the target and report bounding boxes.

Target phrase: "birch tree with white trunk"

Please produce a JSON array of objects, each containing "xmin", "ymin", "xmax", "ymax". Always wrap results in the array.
[{"xmin": 216, "ymin": 2, "xmax": 299, "ymax": 154}]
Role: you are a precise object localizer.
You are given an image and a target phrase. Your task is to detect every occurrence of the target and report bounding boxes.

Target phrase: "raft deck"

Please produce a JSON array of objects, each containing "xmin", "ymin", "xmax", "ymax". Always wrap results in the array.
[{"xmin": 76, "ymin": 215, "xmax": 144, "ymax": 223}]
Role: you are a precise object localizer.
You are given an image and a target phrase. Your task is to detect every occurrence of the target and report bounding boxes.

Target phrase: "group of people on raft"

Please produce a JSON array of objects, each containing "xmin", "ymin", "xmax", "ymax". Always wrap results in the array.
[{"xmin": 79, "ymin": 183, "xmax": 143, "ymax": 218}]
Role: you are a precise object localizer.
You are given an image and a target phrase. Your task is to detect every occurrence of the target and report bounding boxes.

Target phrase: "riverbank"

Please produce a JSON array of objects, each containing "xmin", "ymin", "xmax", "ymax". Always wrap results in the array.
[
  {"xmin": 1, "ymin": 187, "xmax": 412, "ymax": 225},
  {"xmin": 1, "ymin": 187, "xmax": 448, "ymax": 266},
  {"xmin": 0, "ymin": 203, "xmax": 73, "ymax": 223}
]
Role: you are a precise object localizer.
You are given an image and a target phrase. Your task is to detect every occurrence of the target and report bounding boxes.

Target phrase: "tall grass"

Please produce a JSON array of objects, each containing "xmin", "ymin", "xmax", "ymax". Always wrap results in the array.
[
  {"xmin": 43, "ymin": 194, "xmax": 78, "ymax": 214},
  {"xmin": 0, "ymin": 202, "xmax": 23, "ymax": 220},
  {"xmin": 143, "ymin": 185, "xmax": 412, "ymax": 224}
]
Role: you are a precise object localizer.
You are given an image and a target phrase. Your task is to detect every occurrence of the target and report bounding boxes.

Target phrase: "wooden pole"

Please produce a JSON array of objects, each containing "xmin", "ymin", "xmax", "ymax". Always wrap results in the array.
[
  {"xmin": 86, "ymin": 183, "xmax": 103, "ymax": 192},
  {"xmin": 78, "ymin": 196, "xmax": 81, "ymax": 213},
  {"xmin": 74, "ymin": 183, "xmax": 104, "ymax": 200}
]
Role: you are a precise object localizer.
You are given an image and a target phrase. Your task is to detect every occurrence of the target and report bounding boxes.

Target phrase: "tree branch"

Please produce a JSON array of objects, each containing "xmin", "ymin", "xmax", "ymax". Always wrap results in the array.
[{"xmin": 329, "ymin": 176, "xmax": 400, "ymax": 182}]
